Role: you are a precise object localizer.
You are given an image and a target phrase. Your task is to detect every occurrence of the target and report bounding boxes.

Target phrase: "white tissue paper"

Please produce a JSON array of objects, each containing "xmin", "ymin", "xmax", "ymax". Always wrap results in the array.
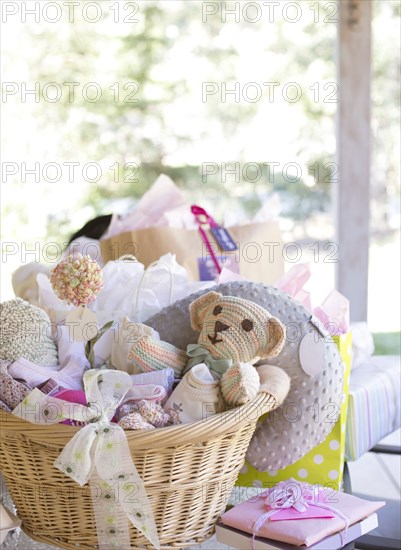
[
  {"xmin": 101, "ymin": 174, "xmax": 189, "ymax": 239},
  {"xmin": 101, "ymin": 175, "xmax": 282, "ymax": 240},
  {"xmin": 61, "ymin": 237, "xmax": 104, "ymax": 266},
  {"xmin": 12, "ymin": 262, "xmax": 51, "ymax": 306},
  {"xmin": 37, "ymin": 272, "xmax": 73, "ymax": 324},
  {"xmin": 350, "ymin": 322, "xmax": 375, "ymax": 369},
  {"xmin": 36, "ymin": 254, "xmax": 214, "ymax": 328},
  {"xmin": 94, "ymin": 253, "xmax": 214, "ymax": 325}
]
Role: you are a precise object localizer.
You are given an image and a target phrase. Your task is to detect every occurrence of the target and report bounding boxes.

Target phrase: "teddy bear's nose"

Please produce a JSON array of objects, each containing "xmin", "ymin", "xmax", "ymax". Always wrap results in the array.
[{"xmin": 215, "ymin": 321, "xmax": 230, "ymax": 333}]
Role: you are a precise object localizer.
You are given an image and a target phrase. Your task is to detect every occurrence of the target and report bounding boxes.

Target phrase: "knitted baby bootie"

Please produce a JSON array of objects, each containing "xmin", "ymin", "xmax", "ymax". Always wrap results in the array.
[
  {"xmin": 118, "ymin": 412, "xmax": 155, "ymax": 430},
  {"xmin": 127, "ymin": 333, "xmax": 187, "ymax": 378},
  {"xmin": 220, "ymin": 362, "xmax": 260, "ymax": 407},
  {"xmin": 111, "ymin": 319, "xmax": 156, "ymax": 372},
  {"xmin": 111, "ymin": 319, "xmax": 187, "ymax": 377},
  {"xmin": 135, "ymin": 400, "xmax": 170, "ymax": 428},
  {"xmin": 117, "ymin": 399, "xmax": 170, "ymax": 428}
]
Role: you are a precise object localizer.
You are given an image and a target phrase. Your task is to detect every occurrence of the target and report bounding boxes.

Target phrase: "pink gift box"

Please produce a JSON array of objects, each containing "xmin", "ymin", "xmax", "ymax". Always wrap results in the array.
[
  {"xmin": 220, "ymin": 482, "xmax": 384, "ymax": 547},
  {"xmin": 216, "ymin": 513, "xmax": 379, "ymax": 550}
]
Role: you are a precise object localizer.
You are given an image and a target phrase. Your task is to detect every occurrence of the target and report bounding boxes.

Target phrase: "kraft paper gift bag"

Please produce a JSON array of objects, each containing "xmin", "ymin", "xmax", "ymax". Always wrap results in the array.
[
  {"xmin": 100, "ymin": 221, "xmax": 284, "ymax": 285},
  {"xmin": 99, "ymin": 175, "xmax": 284, "ymax": 283},
  {"xmin": 237, "ymin": 332, "xmax": 352, "ymax": 490}
]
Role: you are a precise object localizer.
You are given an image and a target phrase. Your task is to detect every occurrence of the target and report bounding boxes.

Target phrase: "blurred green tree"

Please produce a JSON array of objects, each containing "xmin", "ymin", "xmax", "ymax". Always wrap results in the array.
[{"xmin": 8, "ymin": 0, "xmax": 399, "ymax": 241}]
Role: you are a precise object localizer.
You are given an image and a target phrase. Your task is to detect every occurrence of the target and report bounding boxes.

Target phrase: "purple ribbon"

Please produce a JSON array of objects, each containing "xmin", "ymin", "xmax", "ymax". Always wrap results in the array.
[
  {"xmin": 191, "ymin": 205, "xmax": 222, "ymax": 274},
  {"xmin": 252, "ymin": 481, "xmax": 349, "ymax": 549}
]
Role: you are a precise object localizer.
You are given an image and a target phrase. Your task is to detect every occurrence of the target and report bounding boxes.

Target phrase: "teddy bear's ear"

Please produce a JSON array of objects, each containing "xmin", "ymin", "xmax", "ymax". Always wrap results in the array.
[
  {"xmin": 189, "ymin": 291, "xmax": 224, "ymax": 331},
  {"xmin": 258, "ymin": 317, "xmax": 286, "ymax": 359}
]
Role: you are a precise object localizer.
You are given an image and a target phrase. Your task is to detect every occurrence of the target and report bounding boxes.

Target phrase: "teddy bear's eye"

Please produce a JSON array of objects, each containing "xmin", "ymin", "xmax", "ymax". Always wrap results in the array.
[
  {"xmin": 241, "ymin": 319, "xmax": 253, "ymax": 332},
  {"xmin": 213, "ymin": 305, "xmax": 223, "ymax": 316}
]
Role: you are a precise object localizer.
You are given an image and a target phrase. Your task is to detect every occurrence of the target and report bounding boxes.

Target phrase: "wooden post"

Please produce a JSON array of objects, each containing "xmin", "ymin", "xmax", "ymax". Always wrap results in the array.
[{"xmin": 336, "ymin": 0, "xmax": 372, "ymax": 322}]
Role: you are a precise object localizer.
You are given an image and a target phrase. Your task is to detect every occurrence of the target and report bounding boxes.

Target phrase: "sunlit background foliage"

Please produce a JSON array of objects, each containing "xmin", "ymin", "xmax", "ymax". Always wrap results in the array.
[{"xmin": 1, "ymin": 0, "xmax": 400, "ymax": 333}]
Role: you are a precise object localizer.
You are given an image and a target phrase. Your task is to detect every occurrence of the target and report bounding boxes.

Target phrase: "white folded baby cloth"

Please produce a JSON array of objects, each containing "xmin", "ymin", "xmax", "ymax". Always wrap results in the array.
[
  {"xmin": 56, "ymin": 325, "xmax": 88, "ymax": 368},
  {"xmin": 83, "ymin": 323, "xmax": 115, "ymax": 368},
  {"xmin": 130, "ymin": 368, "xmax": 174, "ymax": 388},
  {"xmin": 164, "ymin": 363, "xmax": 225, "ymax": 424},
  {"xmin": 8, "ymin": 356, "xmax": 87, "ymax": 391},
  {"xmin": 123, "ymin": 384, "xmax": 166, "ymax": 404},
  {"xmin": 130, "ymin": 368, "xmax": 175, "ymax": 404}
]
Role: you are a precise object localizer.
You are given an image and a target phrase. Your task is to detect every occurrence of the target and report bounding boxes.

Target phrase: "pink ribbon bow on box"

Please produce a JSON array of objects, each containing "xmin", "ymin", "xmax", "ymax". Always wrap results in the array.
[{"xmin": 252, "ymin": 480, "xmax": 350, "ymax": 549}]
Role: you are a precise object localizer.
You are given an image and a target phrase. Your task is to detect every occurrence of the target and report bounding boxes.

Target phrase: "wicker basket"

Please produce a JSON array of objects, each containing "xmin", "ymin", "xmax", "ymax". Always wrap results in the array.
[{"xmin": 0, "ymin": 391, "xmax": 277, "ymax": 549}]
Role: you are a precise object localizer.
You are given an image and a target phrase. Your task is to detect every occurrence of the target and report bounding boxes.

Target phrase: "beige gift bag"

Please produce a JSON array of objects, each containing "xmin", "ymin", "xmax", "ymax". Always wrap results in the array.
[{"xmin": 100, "ymin": 221, "xmax": 284, "ymax": 284}]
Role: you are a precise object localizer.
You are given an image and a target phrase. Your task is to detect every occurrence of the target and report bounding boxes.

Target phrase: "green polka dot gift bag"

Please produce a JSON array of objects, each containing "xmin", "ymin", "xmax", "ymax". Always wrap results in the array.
[{"xmin": 237, "ymin": 332, "xmax": 352, "ymax": 491}]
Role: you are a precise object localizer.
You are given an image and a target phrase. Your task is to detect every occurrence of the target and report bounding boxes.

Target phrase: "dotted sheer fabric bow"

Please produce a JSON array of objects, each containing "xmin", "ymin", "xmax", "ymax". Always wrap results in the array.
[{"xmin": 13, "ymin": 369, "xmax": 160, "ymax": 550}]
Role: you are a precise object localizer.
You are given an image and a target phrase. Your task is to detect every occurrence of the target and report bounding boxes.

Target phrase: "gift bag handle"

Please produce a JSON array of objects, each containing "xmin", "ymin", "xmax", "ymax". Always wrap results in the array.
[
  {"xmin": 191, "ymin": 205, "xmax": 222, "ymax": 274},
  {"xmin": 118, "ymin": 254, "xmax": 139, "ymax": 262},
  {"xmin": 134, "ymin": 260, "xmax": 174, "ymax": 314}
]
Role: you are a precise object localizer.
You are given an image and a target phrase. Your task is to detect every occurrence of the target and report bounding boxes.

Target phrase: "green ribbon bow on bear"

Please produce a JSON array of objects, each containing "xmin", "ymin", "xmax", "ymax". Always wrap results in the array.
[{"xmin": 184, "ymin": 344, "xmax": 232, "ymax": 377}]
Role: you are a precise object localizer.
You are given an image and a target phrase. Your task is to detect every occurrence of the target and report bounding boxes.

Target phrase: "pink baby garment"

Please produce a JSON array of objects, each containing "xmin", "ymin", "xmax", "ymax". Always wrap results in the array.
[{"xmin": 52, "ymin": 388, "xmax": 88, "ymax": 426}]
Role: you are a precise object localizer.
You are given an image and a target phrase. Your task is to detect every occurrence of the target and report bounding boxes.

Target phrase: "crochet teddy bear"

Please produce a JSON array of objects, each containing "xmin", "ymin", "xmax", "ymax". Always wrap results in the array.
[{"xmin": 112, "ymin": 291, "xmax": 286, "ymax": 408}]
